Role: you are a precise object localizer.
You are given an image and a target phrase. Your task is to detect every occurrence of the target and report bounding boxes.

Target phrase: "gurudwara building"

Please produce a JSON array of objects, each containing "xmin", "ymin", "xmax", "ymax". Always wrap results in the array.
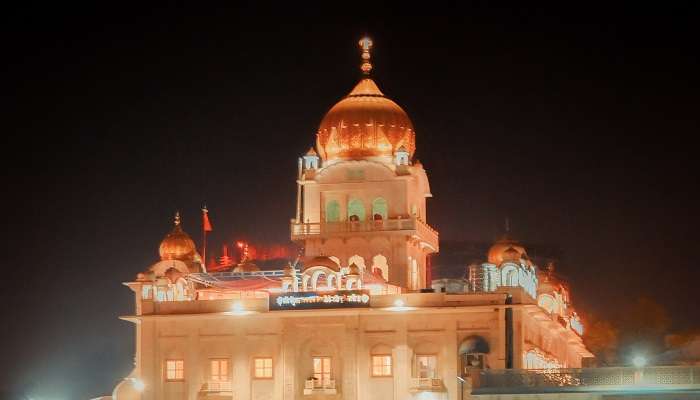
[{"xmin": 107, "ymin": 38, "xmax": 661, "ymax": 400}]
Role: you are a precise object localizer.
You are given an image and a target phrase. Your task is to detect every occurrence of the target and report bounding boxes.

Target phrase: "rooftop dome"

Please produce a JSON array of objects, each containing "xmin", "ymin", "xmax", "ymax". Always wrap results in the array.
[
  {"xmin": 487, "ymin": 236, "xmax": 527, "ymax": 265},
  {"xmin": 303, "ymin": 255, "xmax": 340, "ymax": 272},
  {"xmin": 159, "ymin": 212, "xmax": 197, "ymax": 262},
  {"xmin": 316, "ymin": 38, "xmax": 415, "ymax": 162}
]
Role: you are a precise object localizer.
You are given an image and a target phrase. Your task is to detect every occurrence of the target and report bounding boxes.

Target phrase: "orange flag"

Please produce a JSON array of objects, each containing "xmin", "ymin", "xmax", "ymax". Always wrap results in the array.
[{"xmin": 202, "ymin": 206, "xmax": 213, "ymax": 232}]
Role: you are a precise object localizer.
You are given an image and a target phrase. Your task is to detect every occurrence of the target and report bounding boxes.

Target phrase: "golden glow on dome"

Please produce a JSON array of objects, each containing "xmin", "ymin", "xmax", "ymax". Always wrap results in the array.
[
  {"xmin": 487, "ymin": 236, "xmax": 527, "ymax": 265},
  {"xmin": 159, "ymin": 212, "xmax": 197, "ymax": 262},
  {"xmin": 315, "ymin": 38, "xmax": 416, "ymax": 162}
]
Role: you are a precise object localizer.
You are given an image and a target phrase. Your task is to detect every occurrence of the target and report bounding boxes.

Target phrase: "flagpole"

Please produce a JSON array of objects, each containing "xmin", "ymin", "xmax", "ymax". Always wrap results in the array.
[{"xmin": 202, "ymin": 205, "xmax": 208, "ymax": 273}]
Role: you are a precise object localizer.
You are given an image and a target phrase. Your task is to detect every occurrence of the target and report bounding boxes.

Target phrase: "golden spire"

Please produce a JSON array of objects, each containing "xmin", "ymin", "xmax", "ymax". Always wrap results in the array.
[
  {"xmin": 359, "ymin": 36, "xmax": 373, "ymax": 75},
  {"xmin": 174, "ymin": 211, "xmax": 181, "ymax": 226}
]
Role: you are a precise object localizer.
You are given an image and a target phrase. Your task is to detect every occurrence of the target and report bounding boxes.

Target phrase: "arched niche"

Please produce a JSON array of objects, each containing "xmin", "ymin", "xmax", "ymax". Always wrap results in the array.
[
  {"xmin": 325, "ymin": 200, "xmax": 341, "ymax": 222},
  {"xmin": 370, "ymin": 343, "xmax": 393, "ymax": 356},
  {"xmin": 538, "ymin": 294, "xmax": 556, "ymax": 314},
  {"xmin": 372, "ymin": 254, "xmax": 389, "ymax": 280},
  {"xmin": 348, "ymin": 198, "xmax": 365, "ymax": 221},
  {"xmin": 459, "ymin": 335, "xmax": 490, "ymax": 373},
  {"xmin": 303, "ymin": 266, "xmax": 338, "ymax": 291},
  {"xmin": 500, "ymin": 264, "xmax": 519, "ymax": 287},
  {"xmin": 459, "ymin": 335, "xmax": 490, "ymax": 355},
  {"xmin": 348, "ymin": 254, "xmax": 366, "ymax": 273},
  {"xmin": 371, "ymin": 197, "xmax": 388, "ymax": 220}
]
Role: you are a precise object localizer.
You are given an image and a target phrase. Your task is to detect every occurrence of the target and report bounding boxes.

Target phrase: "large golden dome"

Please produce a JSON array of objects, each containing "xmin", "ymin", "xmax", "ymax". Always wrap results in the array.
[
  {"xmin": 159, "ymin": 213, "xmax": 197, "ymax": 262},
  {"xmin": 316, "ymin": 37, "xmax": 415, "ymax": 161},
  {"xmin": 316, "ymin": 78, "xmax": 415, "ymax": 161}
]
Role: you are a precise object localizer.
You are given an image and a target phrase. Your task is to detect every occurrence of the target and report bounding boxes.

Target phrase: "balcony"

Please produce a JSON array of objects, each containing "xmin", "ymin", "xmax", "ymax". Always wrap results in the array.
[
  {"xmin": 472, "ymin": 366, "xmax": 700, "ymax": 395},
  {"xmin": 199, "ymin": 380, "xmax": 232, "ymax": 397},
  {"xmin": 303, "ymin": 378, "xmax": 336, "ymax": 395},
  {"xmin": 290, "ymin": 217, "xmax": 438, "ymax": 250},
  {"xmin": 410, "ymin": 377, "xmax": 445, "ymax": 392}
]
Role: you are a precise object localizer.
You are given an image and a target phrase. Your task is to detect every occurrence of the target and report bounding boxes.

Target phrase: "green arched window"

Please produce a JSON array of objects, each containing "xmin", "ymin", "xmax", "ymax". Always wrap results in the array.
[
  {"xmin": 347, "ymin": 199, "xmax": 365, "ymax": 221},
  {"xmin": 325, "ymin": 200, "xmax": 340, "ymax": 222},
  {"xmin": 372, "ymin": 197, "xmax": 388, "ymax": 220}
]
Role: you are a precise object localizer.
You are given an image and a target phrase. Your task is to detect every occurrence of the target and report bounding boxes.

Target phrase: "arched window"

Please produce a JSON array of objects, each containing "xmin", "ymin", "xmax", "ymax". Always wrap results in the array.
[
  {"xmin": 506, "ymin": 270, "xmax": 518, "ymax": 286},
  {"xmin": 325, "ymin": 200, "xmax": 340, "ymax": 222},
  {"xmin": 312, "ymin": 270, "xmax": 327, "ymax": 290},
  {"xmin": 371, "ymin": 197, "xmax": 388, "ymax": 220},
  {"xmin": 501, "ymin": 265, "xmax": 518, "ymax": 287},
  {"xmin": 347, "ymin": 199, "xmax": 365, "ymax": 221}
]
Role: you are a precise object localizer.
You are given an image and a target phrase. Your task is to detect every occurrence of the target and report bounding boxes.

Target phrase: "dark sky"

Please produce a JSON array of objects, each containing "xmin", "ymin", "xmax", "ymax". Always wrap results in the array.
[{"xmin": 3, "ymin": 4, "xmax": 699, "ymax": 399}]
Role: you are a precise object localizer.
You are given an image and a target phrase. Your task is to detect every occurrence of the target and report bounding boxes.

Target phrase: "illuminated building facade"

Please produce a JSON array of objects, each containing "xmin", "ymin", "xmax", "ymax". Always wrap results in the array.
[{"xmin": 109, "ymin": 38, "xmax": 594, "ymax": 400}]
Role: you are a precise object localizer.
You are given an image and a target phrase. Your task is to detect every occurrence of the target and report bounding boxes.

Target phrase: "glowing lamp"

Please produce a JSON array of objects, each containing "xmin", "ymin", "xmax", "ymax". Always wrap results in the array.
[
  {"xmin": 125, "ymin": 377, "xmax": 145, "ymax": 392},
  {"xmin": 632, "ymin": 355, "xmax": 647, "ymax": 368},
  {"xmin": 385, "ymin": 298, "xmax": 414, "ymax": 312},
  {"xmin": 131, "ymin": 378, "xmax": 145, "ymax": 392},
  {"xmin": 227, "ymin": 301, "xmax": 255, "ymax": 316}
]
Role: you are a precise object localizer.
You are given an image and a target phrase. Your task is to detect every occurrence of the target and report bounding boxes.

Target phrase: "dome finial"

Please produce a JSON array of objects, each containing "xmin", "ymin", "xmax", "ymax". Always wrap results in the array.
[
  {"xmin": 359, "ymin": 36, "xmax": 373, "ymax": 75},
  {"xmin": 174, "ymin": 211, "xmax": 181, "ymax": 226}
]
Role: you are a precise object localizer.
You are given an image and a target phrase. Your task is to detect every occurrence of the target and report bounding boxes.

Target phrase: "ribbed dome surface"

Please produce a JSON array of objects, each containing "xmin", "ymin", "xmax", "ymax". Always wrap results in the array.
[
  {"xmin": 159, "ymin": 223, "xmax": 197, "ymax": 262},
  {"xmin": 316, "ymin": 78, "xmax": 415, "ymax": 161}
]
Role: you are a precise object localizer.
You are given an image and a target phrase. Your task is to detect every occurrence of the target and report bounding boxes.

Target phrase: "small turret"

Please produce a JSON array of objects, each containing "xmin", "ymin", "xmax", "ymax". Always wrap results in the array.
[
  {"xmin": 395, "ymin": 145, "xmax": 410, "ymax": 166},
  {"xmin": 345, "ymin": 262, "xmax": 362, "ymax": 290},
  {"xmin": 303, "ymin": 147, "xmax": 319, "ymax": 170}
]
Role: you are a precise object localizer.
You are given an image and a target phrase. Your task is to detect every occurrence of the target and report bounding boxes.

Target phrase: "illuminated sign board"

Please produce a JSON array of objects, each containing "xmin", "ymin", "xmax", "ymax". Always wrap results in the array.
[{"xmin": 269, "ymin": 290, "xmax": 370, "ymax": 310}]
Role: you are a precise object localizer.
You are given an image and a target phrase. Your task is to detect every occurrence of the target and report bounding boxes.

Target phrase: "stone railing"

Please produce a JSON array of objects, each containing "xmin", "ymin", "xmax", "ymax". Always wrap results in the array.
[
  {"xmin": 303, "ymin": 379, "xmax": 336, "ymax": 395},
  {"xmin": 414, "ymin": 217, "xmax": 439, "ymax": 251},
  {"xmin": 472, "ymin": 366, "xmax": 700, "ymax": 395},
  {"xmin": 291, "ymin": 217, "xmax": 438, "ymax": 246},
  {"xmin": 200, "ymin": 380, "xmax": 232, "ymax": 392}
]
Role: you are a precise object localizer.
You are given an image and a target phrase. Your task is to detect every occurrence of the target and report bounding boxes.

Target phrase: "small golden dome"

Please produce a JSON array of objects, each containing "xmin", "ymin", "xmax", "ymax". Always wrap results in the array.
[
  {"xmin": 303, "ymin": 255, "xmax": 340, "ymax": 272},
  {"xmin": 159, "ymin": 212, "xmax": 197, "ymax": 262},
  {"xmin": 487, "ymin": 237, "xmax": 527, "ymax": 265}
]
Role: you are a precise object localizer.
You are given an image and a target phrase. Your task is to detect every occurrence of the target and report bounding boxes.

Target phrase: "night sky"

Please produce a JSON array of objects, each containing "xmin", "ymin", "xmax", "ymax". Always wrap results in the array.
[{"xmin": 4, "ymin": 4, "xmax": 699, "ymax": 399}]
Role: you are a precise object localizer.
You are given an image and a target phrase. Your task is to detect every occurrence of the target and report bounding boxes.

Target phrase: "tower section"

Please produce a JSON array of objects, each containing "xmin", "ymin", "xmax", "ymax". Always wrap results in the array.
[{"xmin": 291, "ymin": 38, "xmax": 438, "ymax": 290}]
